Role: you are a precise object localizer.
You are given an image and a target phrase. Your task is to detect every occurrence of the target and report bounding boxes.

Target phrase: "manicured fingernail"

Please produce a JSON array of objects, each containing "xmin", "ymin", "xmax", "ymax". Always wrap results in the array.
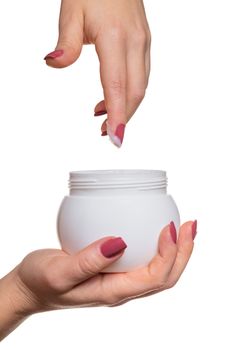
[
  {"xmin": 169, "ymin": 221, "xmax": 177, "ymax": 244},
  {"xmin": 107, "ymin": 123, "xmax": 126, "ymax": 147},
  {"xmin": 44, "ymin": 49, "xmax": 64, "ymax": 60},
  {"xmin": 94, "ymin": 110, "xmax": 107, "ymax": 116},
  {"xmin": 101, "ymin": 131, "xmax": 107, "ymax": 136},
  {"xmin": 192, "ymin": 220, "xmax": 197, "ymax": 240},
  {"xmin": 100, "ymin": 237, "xmax": 127, "ymax": 258}
]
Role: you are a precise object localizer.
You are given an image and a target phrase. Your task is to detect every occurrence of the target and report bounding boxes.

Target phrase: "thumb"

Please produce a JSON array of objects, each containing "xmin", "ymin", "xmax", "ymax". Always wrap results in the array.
[
  {"xmin": 44, "ymin": 1, "xmax": 83, "ymax": 68},
  {"xmin": 60, "ymin": 237, "xmax": 127, "ymax": 287}
]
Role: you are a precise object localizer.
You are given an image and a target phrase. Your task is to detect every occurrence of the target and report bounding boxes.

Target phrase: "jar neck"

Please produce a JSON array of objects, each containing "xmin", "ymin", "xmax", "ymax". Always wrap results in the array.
[{"xmin": 69, "ymin": 170, "xmax": 167, "ymax": 195}]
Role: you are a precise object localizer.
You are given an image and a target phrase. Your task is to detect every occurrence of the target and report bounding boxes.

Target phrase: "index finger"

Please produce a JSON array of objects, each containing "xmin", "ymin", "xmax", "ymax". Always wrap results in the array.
[{"xmin": 95, "ymin": 30, "xmax": 127, "ymax": 147}]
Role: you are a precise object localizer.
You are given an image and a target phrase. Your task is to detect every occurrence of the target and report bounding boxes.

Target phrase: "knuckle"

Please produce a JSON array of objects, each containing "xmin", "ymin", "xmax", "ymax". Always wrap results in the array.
[
  {"xmin": 147, "ymin": 266, "xmax": 168, "ymax": 291},
  {"xmin": 146, "ymin": 30, "xmax": 152, "ymax": 46},
  {"xmin": 132, "ymin": 29, "xmax": 148, "ymax": 47},
  {"xmin": 105, "ymin": 294, "xmax": 122, "ymax": 306},
  {"xmin": 130, "ymin": 88, "xmax": 146, "ymax": 104},
  {"xmin": 110, "ymin": 80, "xmax": 124, "ymax": 91},
  {"xmin": 154, "ymin": 279, "xmax": 167, "ymax": 291},
  {"xmin": 105, "ymin": 80, "xmax": 126, "ymax": 98},
  {"xmin": 100, "ymin": 287, "xmax": 123, "ymax": 306},
  {"xmin": 166, "ymin": 279, "xmax": 178, "ymax": 290},
  {"xmin": 77, "ymin": 254, "xmax": 102, "ymax": 277}
]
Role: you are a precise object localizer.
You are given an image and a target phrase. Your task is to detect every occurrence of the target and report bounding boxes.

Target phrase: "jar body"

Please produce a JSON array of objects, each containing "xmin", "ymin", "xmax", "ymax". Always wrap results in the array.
[{"xmin": 57, "ymin": 187, "xmax": 180, "ymax": 272}]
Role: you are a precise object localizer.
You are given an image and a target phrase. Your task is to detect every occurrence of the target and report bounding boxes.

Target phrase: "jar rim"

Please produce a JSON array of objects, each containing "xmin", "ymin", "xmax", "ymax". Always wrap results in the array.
[
  {"xmin": 69, "ymin": 169, "xmax": 167, "ymax": 191},
  {"xmin": 70, "ymin": 169, "xmax": 165, "ymax": 176}
]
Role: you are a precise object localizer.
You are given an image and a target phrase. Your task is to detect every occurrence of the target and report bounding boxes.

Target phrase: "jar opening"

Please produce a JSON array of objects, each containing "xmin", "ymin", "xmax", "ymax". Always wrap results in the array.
[{"xmin": 69, "ymin": 169, "xmax": 167, "ymax": 192}]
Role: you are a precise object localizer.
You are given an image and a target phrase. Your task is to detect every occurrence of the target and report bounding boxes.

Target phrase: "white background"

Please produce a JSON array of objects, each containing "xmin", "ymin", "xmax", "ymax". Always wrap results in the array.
[{"xmin": 0, "ymin": 0, "xmax": 233, "ymax": 348}]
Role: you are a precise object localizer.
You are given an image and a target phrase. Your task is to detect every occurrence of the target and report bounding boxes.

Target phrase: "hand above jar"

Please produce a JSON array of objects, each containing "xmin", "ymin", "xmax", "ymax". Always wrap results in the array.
[
  {"xmin": 0, "ymin": 221, "xmax": 197, "ymax": 341},
  {"xmin": 44, "ymin": 0, "xmax": 151, "ymax": 147}
]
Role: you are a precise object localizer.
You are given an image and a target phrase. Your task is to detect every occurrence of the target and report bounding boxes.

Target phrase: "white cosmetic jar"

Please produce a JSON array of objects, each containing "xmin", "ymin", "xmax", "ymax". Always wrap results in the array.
[{"xmin": 57, "ymin": 170, "xmax": 180, "ymax": 272}]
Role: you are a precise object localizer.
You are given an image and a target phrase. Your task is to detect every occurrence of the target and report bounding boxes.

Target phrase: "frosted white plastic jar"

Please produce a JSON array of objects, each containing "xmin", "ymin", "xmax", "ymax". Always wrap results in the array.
[{"xmin": 57, "ymin": 170, "xmax": 180, "ymax": 272}]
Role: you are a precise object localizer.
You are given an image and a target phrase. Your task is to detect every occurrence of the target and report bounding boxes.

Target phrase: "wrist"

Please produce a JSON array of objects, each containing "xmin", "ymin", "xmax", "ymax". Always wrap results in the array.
[{"xmin": 0, "ymin": 267, "xmax": 36, "ymax": 340}]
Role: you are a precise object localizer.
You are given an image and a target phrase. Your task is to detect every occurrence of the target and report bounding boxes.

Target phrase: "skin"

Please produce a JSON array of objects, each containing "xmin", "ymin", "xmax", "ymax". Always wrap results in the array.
[
  {"xmin": 0, "ymin": 0, "xmax": 196, "ymax": 342},
  {"xmin": 0, "ymin": 222, "xmax": 195, "ymax": 341},
  {"xmin": 44, "ymin": 0, "xmax": 151, "ymax": 137}
]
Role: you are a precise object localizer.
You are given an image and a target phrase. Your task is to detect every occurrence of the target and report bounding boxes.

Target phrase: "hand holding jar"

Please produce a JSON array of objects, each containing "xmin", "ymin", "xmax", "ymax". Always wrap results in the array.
[{"xmin": 0, "ymin": 221, "xmax": 196, "ymax": 341}]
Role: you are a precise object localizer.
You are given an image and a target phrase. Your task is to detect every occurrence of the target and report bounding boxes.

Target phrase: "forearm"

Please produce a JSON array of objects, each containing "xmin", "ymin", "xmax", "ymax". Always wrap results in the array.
[{"xmin": 0, "ymin": 268, "xmax": 30, "ymax": 341}]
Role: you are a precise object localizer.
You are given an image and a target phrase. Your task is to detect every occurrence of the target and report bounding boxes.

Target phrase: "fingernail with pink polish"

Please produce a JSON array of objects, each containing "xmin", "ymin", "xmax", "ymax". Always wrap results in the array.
[
  {"xmin": 94, "ymin": 110, "xmax": 107, "ymax": 117},
  {"xmin": 44, "ymin": 49, "xmax": 64, "ymax": 60},
  {"xmin": 192, "ymin": 220, "xmax": 197, "ymax": 240},
  {"xmin": 169, "ymin": 221, "xmax": 177, "ymax": 244},
  {"xmin": 107, "ymin": 123, "xmax": 126, "ymax": 147},
  {"xmin": 100, "ymin": 237, "xmax": 127, "ymax": 258}
]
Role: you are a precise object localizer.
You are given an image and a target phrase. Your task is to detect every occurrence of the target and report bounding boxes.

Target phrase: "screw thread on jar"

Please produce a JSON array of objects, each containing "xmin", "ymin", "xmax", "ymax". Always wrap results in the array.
[{"xmin": 69, "ymin": 170, "xmax": 167, "ymax": 194}]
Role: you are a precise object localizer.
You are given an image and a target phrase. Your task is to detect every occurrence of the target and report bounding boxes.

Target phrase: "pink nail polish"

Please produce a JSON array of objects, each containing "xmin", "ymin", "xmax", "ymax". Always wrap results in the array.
[
  {"xmin": 101, "ymin": 131, "xmax": 107, "ymax": 136},
  {"xmin": 115, "ymin": 124, "xmax": 125, "ymax": 145},
  {"xmin": 94, "ymin": 110, "xmax": 107, "ymax": 117},
  {"xmin": 169, "ymin": 221, "xmax": 177, "ymax": 244},
  {"xmin": 192, "ymin": 220, "xmax": 197, "ymax": 240},
  {"xmin": 44, "ymin": 49, "xmax": 64, "ymax": 60},
  {"xmin": 107, "ymin": 123, "xmax": 126, "ymax": 147},
  {"xmin": 100, "ymin": 237, "xmax": 127, "ymax": 258}
]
